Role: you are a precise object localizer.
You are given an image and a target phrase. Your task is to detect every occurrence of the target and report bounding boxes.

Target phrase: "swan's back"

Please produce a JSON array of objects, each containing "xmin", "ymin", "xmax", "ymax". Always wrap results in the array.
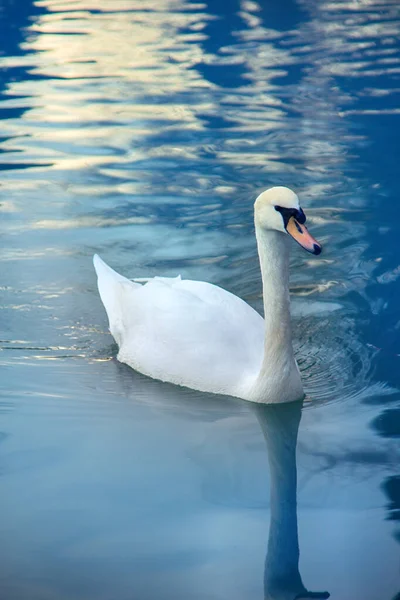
[{"xmin": 93, "ymin": 255, "xmax": 265, "ymax": 397}]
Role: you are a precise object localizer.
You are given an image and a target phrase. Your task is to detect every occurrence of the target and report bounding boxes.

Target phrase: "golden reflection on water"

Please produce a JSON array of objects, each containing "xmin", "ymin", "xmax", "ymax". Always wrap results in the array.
[
  {"xmin": 9, "ymin": 215, "xmax": 152, "ymax": 232},
  {"xmin": 27, "ymin": 0, "xmax": 213, "ymax": 121},
  {"xmin": 0, "ymin": 0, "xmax": 397, "ymax": 194}
]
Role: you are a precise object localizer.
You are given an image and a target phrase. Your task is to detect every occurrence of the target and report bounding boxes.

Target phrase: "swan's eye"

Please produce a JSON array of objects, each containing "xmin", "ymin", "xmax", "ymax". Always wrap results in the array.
[
  {"xmin": 296, "ymin": 208, "xmax": 306, "ymax": 224},
  {"xmin": 274, "ymin": 206, "xmax": 306, "ymax": 226}
]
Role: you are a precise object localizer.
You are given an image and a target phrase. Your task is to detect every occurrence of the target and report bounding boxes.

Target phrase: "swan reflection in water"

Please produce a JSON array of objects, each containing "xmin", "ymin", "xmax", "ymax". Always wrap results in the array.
[{"xmin": 252, "ymin": 401, "xmax": 330, "ymax": 600}]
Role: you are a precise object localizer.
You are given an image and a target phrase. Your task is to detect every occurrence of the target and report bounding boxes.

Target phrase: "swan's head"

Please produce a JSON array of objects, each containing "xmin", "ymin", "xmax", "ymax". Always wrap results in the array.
[{"xmin": 254, "ymin": 186, "xmax": 322, "ymax": 255}]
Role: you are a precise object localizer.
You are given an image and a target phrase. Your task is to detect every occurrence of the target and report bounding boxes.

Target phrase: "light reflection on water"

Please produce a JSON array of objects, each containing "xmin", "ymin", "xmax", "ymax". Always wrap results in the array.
[{"xmin": 0, "ymin": 1, "xmax": 400, "ymax": 599}]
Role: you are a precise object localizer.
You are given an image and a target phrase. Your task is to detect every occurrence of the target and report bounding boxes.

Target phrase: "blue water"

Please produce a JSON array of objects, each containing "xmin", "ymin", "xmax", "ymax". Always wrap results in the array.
[{"xmin": 0, "ymin": 1, "xmax": 399, "ymax": 598}]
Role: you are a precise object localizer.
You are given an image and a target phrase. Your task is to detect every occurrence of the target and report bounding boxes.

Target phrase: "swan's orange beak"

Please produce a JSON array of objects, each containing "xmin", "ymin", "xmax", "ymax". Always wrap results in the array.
[{"xmin": 286, "ymin": 216, "xmax": 322, "ymax": 255}]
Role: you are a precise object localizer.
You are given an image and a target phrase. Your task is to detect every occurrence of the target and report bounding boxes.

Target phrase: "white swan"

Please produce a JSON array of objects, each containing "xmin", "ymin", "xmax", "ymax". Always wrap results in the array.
[{"xmin": 93, "ymin": 186, "xmax": 321, "ymax": 404}]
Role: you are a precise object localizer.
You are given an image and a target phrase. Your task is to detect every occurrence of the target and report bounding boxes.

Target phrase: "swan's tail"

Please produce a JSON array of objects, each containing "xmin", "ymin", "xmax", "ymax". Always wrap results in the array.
[
  {"xmin": 93, "ymin": 254, "xmax": 132, "ymax": 284},
  {"xmin": 93, "ymin": 254, "xmax": 139, "ymax": 345}
]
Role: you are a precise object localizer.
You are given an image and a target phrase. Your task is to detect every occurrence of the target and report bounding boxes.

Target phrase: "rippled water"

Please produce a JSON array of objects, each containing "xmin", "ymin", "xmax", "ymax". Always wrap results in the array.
[{"xmin": 0, "ymin": 1, "xmax": 399, "ymax": 599}]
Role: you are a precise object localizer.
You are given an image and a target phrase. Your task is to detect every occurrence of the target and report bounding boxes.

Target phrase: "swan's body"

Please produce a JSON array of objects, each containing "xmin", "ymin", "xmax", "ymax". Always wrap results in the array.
[{"xmin": 94, "ymin": 187, "xmax": 321, "ymax": 404}]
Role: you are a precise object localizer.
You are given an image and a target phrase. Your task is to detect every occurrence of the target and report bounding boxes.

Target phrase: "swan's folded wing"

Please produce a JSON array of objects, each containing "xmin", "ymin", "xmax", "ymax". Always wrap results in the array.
[{"xmin": 117, "ymin": 277, "xmax": 265, "ymax": 396}]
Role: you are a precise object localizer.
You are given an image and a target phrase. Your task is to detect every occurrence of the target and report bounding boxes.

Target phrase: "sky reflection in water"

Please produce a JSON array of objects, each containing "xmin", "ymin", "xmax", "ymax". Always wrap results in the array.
[{"xmin": 0, "ymin": 1, "xmax": 399, "ymax": 599}]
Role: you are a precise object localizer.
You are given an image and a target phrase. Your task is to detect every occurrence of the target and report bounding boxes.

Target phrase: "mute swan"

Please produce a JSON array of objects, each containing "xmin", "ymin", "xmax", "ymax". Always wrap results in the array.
[{"xmin": 93, "ymin": 186, "xmax": 321, "ymax": 404}]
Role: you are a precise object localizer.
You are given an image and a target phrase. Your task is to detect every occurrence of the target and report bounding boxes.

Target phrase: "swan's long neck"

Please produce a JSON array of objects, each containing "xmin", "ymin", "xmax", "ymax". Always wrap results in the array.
[
  {"xmin": 250, "ymin": 225, "xmax": 303, "ymax": 403},
  {"xmin": 257, "ymin": 227, "xmax": 291, "ymax": 345}
]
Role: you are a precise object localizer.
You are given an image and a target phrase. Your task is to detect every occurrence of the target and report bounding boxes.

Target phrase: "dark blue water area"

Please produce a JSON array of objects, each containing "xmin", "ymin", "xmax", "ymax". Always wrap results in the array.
[{"xmin": 0, "ymin": 1, "xmax": 399, "ymax": 599}]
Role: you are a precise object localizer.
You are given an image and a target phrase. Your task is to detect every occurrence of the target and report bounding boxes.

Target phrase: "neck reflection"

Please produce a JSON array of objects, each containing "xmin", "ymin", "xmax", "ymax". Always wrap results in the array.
[{"xmin": 252, "ymin": 401, "xmax": 329, "ymax": 600}]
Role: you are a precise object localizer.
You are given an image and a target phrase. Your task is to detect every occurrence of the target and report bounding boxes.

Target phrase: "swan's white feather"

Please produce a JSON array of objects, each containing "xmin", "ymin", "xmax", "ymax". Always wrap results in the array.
[{"xmin": 93, "ymin": 254, "xmax": 264, "ymax": 397}]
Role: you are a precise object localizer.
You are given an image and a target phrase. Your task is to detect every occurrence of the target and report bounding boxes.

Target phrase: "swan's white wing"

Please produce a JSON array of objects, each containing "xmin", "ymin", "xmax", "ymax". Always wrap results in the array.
[
  {"xmin": 119, "ymin": 278, "xmax": 265, "ymax": 395},
  {"xmin": 94, "ymin": 255, "xmax": 264, "ymax": 396}
]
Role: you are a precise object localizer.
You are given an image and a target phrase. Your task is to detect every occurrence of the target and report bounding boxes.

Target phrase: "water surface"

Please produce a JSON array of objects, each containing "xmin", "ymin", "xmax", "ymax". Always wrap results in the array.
[{"xmin": 0, "ymin": 1, "xmax": 399, "ymax": 599}]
